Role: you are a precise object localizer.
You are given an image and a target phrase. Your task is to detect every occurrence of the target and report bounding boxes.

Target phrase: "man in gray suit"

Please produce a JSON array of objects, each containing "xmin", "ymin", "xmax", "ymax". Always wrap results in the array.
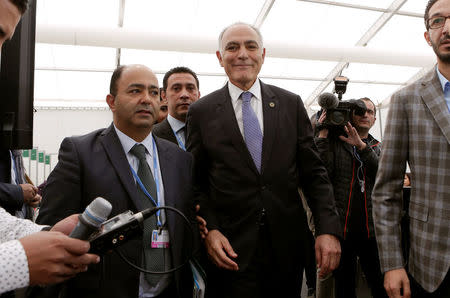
[{"xmin": 372, "ymin": 0, "xmax": 450, "ymax": 297}]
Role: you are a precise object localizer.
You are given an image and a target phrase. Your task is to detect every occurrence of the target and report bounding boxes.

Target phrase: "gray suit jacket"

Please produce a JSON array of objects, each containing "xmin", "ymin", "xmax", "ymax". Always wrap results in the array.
[{"xmin": 372, "ymin": 68, "xmax": 450, "ymax": 292}]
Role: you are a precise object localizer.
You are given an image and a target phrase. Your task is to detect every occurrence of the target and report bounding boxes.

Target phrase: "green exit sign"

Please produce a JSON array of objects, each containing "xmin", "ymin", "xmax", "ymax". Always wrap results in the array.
[
  {"xmin": 38, "ymin": 152, "xmax": 44, "ymax": 163},
  {"xmin": 31, "ymin": 149, "xmax": 37, "ymax": 161}
]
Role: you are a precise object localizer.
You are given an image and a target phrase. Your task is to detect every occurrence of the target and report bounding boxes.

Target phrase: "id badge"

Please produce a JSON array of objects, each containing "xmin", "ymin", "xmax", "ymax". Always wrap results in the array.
[{"xmin": 151, "ymin": 229, "xmax": 170, "ymax": 248}]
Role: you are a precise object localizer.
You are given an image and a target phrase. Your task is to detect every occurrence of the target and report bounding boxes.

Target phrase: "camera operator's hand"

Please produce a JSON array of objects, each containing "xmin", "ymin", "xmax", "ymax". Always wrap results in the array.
[
  {"xmin": 339, "ymin": 122, "xmax": 366, "ymax": 150},
  {"xmin": 317, "ymin": 111, "xmax": 328, "ymax": 138}
]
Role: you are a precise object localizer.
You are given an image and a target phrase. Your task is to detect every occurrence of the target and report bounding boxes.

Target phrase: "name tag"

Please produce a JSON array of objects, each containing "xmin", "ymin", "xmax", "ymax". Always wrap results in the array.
[{"xmin": 151, "ymin": 229, "xmax": 170, "ymax": 248}]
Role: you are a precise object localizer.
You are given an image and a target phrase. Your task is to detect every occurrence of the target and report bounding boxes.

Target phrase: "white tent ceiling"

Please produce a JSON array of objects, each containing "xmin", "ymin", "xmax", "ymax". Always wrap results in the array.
[{"xmin": 33, "ymin": 0, "xmax": 434, "ymax": 112}]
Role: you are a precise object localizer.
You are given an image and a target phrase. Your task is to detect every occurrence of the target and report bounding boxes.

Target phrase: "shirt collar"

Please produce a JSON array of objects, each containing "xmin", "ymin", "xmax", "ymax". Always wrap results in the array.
[
  {"xmin": 113, "ymin": 124, "xmax": 154, "ymax": 157},
  {"xmin": 228, "ymin": 79, "xmax": 262, "ymax": 103},
  {"xmin": 436, "ymin": 66, "xmax": 449, "ymax": 92},
  {"xmin": 167, "ymin": 114, "xmax": 185, "ymax": 133}
]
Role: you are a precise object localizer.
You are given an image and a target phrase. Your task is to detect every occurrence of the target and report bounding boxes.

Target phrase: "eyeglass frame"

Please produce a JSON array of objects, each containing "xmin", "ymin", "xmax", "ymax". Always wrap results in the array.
[{"xmin": 427, "ymin": 15, "xmax": 450, "ymax": 30}]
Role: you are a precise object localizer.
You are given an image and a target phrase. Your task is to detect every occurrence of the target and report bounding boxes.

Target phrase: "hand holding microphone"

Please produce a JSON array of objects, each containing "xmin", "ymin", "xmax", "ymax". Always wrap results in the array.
[
  {"xmin": 69, "ymin": 197, "xmax": 112, "ymax": 240},
  {"xmin": 17, "ymin": 198, "xmax": 111, "ymax": 286}
]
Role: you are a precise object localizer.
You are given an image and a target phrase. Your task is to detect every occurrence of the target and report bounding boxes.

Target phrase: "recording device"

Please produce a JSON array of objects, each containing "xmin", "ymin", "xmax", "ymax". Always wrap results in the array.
[
  {"xmin": 88, "ymin": 209, "xmax": 150, "ymax": 254},
  {"xmin": 69, "ymin": 197, "xmax": 112, "ymax": 240},
  {"xmin": 70, "ymin": 202, "xmax": 195, "ymax": 275},
  {"xmin": 317, "ymin": 76, "xmax": 367, "ymax": 128},
  {"xmin": 318, "ymin": 93, "xmax": 367, "ymax": 127},
  {"xmin": 89, "ymin": 206, "xmax": 195, "ymax": 276}
]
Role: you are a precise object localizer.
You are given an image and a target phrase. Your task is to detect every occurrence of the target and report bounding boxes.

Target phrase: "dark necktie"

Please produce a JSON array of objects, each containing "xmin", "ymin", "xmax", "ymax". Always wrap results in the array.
[
  {"xmin": 129, "ymin": 143, "xmax": 164, "ymax": 286},
  {"xmin": 241, "ymin": 91, "xmax": 263, "ymax": 172}
]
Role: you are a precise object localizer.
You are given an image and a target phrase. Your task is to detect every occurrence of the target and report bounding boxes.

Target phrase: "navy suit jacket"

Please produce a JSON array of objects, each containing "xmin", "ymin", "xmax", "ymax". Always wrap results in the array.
[
  {"xmin": 186, "ymin": 81, "xmax": 341, "ymax": 274},
  {"xmin": 0, "ymin": 149, "xmax": 30, "ymax": 218},
  {"xmin": 36, "ymin": 124, "xmax": 196, "ymax": 298}
]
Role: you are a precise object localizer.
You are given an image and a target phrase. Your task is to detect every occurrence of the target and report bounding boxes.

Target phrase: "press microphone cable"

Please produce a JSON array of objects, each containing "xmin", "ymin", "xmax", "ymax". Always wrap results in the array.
[{"xmin": 114, "ymin": 206, "xmax": 196, "ymax": 275}]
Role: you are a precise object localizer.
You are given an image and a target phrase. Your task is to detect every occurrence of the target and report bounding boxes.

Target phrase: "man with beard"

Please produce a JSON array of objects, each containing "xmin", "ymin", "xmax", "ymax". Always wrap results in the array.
[{"xmin": 372, "ymin": 0, "xmax": 450, "ymax": 297}]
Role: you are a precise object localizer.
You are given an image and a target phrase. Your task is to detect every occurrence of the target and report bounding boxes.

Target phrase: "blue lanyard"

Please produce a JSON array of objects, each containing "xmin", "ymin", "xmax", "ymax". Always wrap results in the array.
[
  {"xmin": 172, "ymin": 127, "xmax": 186, "ymax": 151},
  {"xmin": 129, "ymin": 137, "xmax": 162, "ymax": 226}
]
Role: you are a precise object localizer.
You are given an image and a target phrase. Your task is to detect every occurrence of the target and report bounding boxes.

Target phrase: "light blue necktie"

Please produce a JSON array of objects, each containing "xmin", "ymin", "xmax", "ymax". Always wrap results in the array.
[{"xmin": 241, "ymin": 91, "xmax": 263, "ymax": 172}]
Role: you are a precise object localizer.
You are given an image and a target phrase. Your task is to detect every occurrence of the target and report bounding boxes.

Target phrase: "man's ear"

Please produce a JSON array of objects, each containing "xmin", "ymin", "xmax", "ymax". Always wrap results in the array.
[
  {"xmin": 106, "ymin": 94, "xmax": 115, "ymax": 111},
  {"xmin": 424, "ymin": 31, "xmax": 432, "ymax": 46},
  {"xmin": 161, "ymin": 90, "xmax": 167, "ymax": 100},
  {"xmin": 216, "ymin": 51, "xmax": 224, "ymax": 67}
]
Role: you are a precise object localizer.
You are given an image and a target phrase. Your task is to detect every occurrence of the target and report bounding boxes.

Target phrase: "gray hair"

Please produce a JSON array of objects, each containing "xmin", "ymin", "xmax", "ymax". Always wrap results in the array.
[{"xmin": 218, "ymin": 22, "xmax": 264, "ymax": 53}]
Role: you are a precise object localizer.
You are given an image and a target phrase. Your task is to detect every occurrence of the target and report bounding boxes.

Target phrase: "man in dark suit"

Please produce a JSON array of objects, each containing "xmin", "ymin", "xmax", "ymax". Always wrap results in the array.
[
  {"xmin": 186, "ymin": 22, "xmax": 342, "ymax": 298},
  {"xmin": 36, "ymin": 64, "xmax": 197, "ymax": 298},
  {"xmin": 0, "ymin": 149, "xmax": 40, "ymax": 219},
  {"xmin": 153, "ymin": 67, "xmax": 200, "ymax": 149}
]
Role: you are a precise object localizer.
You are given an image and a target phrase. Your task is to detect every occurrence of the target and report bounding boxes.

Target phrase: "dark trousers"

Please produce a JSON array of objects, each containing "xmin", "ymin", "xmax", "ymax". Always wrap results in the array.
[
  {"xmin": 334, "ymin": 235, "xmax": 387, "ymax": 298},
  {"xmin": 410, "ymin": 270, "xmax": 450, "ymax": 298},
  {"xmin": 206, "ymin": 224, "xmax": 303, "ymax": 298},
  {"xmin": 304, "ymin": 229, "xmax": 317, "ymax": 291}
]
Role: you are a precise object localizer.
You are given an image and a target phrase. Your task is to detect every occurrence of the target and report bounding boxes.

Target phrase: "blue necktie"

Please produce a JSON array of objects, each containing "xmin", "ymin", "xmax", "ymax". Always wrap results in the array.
[{"xmin": 241, "ymin": 91, "xmax": 263, "ymax": 172}]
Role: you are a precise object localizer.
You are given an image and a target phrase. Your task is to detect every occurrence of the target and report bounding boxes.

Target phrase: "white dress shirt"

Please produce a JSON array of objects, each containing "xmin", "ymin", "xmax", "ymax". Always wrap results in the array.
[
  {"xmin": 0, "ymin": 207, "xmax": 44, "ymax": 294},
  {"xmin": 228, "ymin": 79, "xmax": 264, "ymax": 137},
  {"xmin": 166, "ymin": 114, "xmax": 186, "ymax": 148},
  {"xmin": 113, "ymin": 125, "xmax": 170, "ymax": 297}
]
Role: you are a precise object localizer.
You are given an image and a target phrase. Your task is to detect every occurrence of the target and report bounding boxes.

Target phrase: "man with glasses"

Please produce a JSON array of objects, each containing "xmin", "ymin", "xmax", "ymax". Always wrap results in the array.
[
  {"xmin": 315, "ymin": 98, "xmax": 386, "ymax": 298},
  {"xmin": 372, "ymin": 0, "xmax": 450, "ymax": 297}
]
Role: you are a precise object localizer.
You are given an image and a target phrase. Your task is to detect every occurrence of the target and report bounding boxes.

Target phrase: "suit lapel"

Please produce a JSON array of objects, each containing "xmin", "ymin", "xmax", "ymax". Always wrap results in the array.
[
  {"xmin": 161, "ymin": 119, "xmax": 178, "ymax": 145},
  {"xmin": 99, "ymin": 124, "xmax": 144, "ymax": 211},
  {"xmin": 420, "ymin": 70, "xmax": 450, "ymax": 144},
  {"xmin": 260, "ymin": 81, "xmax": 279, "ymax": 174},
  {"xmin": 216, "ymin": 85, "xmax": 259, "ymax": 173}
]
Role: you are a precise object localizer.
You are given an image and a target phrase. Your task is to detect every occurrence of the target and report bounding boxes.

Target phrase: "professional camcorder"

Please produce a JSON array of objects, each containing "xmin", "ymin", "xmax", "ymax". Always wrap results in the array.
[{"xmin": 317, "ymin": 76, "xmax": 367, "ymax": 127}]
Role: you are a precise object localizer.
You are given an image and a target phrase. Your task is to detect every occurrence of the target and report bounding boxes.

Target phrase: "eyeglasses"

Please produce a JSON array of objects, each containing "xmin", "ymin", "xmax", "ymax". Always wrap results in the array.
[{"xmin": 428, "ymin": 15, "xmax": 450, "ymax": 29}]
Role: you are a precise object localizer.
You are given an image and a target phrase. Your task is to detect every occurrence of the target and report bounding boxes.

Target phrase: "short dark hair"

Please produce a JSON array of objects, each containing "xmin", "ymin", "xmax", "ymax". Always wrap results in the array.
[
  {"xmin": 109, "ymin": 65, "xmax": 128, "ymax": 96},
  {"xmin": 162, "ymin": 66, "xmax": 199, "ymax": 91},
  {"xmin": 424, "ymin": 0, "xmax": 440, "ymax": 29},
  {"xmin": 10, "ymin": 0, "xmax": 29, "ymax": 14},
  {"xmin": 360, "ymin": 97, "xmax": 376, "ymax": 116}
]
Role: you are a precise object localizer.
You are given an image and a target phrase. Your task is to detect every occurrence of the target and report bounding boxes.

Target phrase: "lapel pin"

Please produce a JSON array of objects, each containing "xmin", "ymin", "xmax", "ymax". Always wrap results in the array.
[{"xmin": 269, "ymin": 102, "xmax": 275, "ymax": 108}]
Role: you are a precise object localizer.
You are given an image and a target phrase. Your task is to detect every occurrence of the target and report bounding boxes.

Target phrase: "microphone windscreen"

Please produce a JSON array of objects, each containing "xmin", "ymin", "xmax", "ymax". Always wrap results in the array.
[
  {"xmin": 318, "ymin": 92, "xmax": 339, "ymax": 110},
  {"xmin": 83, "ymin": 197, "xmax": 112, "ymax": 228}
]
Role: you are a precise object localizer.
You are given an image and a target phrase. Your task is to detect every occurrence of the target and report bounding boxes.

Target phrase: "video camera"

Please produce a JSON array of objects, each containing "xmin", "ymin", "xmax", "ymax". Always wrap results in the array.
[{"xmin": 317, "ymin": 76, "xmax": 367, "ymax": 127}]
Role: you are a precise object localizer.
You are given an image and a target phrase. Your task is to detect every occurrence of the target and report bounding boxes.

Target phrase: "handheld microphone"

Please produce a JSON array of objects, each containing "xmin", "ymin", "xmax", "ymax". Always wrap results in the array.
[
  {"xmin": 318, "ymin": 92, "xmax": 339, "ymax": 110},
  {"xmin": 69, "ymin": 197, "xmax": 112, "ymax": 240}
]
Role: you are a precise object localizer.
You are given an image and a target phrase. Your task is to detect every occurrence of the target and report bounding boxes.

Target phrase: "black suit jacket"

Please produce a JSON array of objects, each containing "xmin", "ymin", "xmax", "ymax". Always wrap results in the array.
[
  {"xmin": 186, "ymin": 81, "xmax": 341, "ymax": 274},
  {"xmin": 153, "ymin": 118, "xmax": 178, "ymax": 146},
  {"xmin": 36, "ymin": 124, "xmax": 196, "ymax": 298},
  {"xmin": 0, "ymin": 149, "xmax": 31, "ymax": 218}
]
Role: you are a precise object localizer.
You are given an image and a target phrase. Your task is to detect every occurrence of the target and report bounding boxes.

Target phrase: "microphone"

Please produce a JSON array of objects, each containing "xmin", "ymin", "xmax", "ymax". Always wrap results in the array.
[
  {"xmin": 69, "ymin": 197, "xmax": 112, "ymax": 240},
  {"xmin": 318, "ymin": 92, "xmax": 339, "ymax": 110},
  {"xmin": 88, "ymin": 207, "xmax": 158, "ymax": 254}
]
